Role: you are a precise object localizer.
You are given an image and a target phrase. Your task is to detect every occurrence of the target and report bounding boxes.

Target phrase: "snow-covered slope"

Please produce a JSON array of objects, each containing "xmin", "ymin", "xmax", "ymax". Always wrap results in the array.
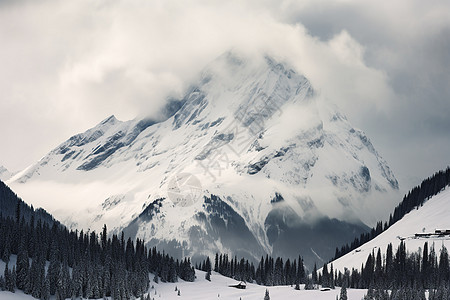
[
  {"xmin": 330, "ymin": 186, "xmax": 450, "ymax": 272},
  {"xmin": 8, "ymin": 52, "xmax": 399, "ymax": 268},
  {"xmin": 146, "ymin": 270, "xmax": 368, "ymax": 300},
  {"xmin": 0, "ymin": 268, "xmax": 368, "ymax": 300}
]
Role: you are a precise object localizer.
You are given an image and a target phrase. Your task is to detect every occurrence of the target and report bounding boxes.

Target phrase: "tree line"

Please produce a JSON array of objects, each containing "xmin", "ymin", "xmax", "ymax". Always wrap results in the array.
[
  {"xmin": 319, "ymin": 241, "xmax": 450, "ymax": 299},
  {"xmin": 197, "ymin": 253, "xmax": 307, "ymax": 288},
  {"xmin": 0, "ymin": 180, "xmax": 55, "ymax": 227},
  {"xmin": 0, "ymin": 181, "xmax": 195, "ymax": 299},
  {"xmin": 334, "ymin": 167, "xmax": 450, "ymax": 260}
]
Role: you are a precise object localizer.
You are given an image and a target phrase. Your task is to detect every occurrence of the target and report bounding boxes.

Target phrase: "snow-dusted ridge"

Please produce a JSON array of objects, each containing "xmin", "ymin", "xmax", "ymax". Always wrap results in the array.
[
  {"xmin": 0, "ymin": 165, "xmax": 14, "ymax": 181},
  {"xmin": 8, "ymin": 51, "xmax": 400, "ymax": 268}
]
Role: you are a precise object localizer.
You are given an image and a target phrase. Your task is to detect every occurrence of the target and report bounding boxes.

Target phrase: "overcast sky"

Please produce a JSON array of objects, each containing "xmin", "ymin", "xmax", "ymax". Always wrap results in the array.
[{"xmin": 0, "ymin": 0, "xmax": 449, "ymax": 190}]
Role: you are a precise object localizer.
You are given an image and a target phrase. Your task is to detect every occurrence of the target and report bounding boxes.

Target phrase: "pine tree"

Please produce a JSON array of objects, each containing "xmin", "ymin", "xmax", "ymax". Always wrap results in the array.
[
  {"xmin": 274, "ymin": 257, "xmax": 283, "ymax": 286},
  {"xmin": 339, "ymin": 269, "xmax": 349, "ymax": 300},
  {"xmin": 422, "ymin": 241, "xmax": 429, "ymax": 287},
  {"xmin": 30, "ymin": 255, "xmax": 44, "ymax": 298},
  {"xmin": 16, "ymin": 239, "xmax": 29, "ymax": 290},
  {"xmin": 205, "ymin": 256, "xmax": 212, "ymax": 281},
  {"xmin": 101, "ymin": 224, "xmax": 107, "ymax": 250},
  {"xmin": 374, "ymin": 248, "xmax": 382, "ymax": 288},
  {"xmin": 214, "ymin": 253, "xmax": 219, "ymax": 272},
  {"xmin": 9, "ymin": 266, "xmax": 16, "ymax": 292},
  {"xmin": 330, "ymin": 264, "xmax": 335, "ymax": 289},
  {"xmin": 42, "ymin": 274, "xmax": 50, "ymax": 300},
  {"xmin": 4, "ymin": 262, "xmax": 10, "ymax": 292},
  {"xmin": 297, "ymin": 256, "xmax": 305, "ymax": 284},
  {"xmin": 264, "ymin": 288, "xmax": 270, "ymax": 300},
  {"xmin": 2, "ymin": 234, "xmax": 11, "ymax": 263},
  {"xmin": 385, "ymin": 243, "xmax": 394, "ymax": 289},
  {"xmin": 312, "ymin": 263, "xmax": 318, "ymax": 284},
  {"xmin": 0, "ymin": 275, "xmax": 5, "ymax": 291},
  {"xmin": 304, "ymin": 277, "xmax": 314, "ymax": 290},
  {"xmin": 339, "ymin": 284, "xmax": 347, "ymax": 300},
  {"xmin": 322, "ymin": 263, "xmax": 329, "ymax": 287},
  {"xmin": 438, "ymin": 245, "xmax": 449, "ymax": 284},
  {"xmin": 48, "ymin": 240, "xmax": 60, "ymax": 295}
]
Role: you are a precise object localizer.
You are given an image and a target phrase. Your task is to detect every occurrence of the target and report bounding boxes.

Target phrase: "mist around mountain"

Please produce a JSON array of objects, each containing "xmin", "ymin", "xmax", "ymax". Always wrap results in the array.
[{"xmin": 6, "ymin": 52, "xmax": 402, "ymax": 270}]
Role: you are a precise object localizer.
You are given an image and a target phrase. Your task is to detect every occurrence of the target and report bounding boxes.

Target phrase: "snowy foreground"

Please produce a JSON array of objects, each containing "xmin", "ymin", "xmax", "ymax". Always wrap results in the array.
[{"xmin": 0, "ymin": 269, "xmax": 367, "ymax": 300}]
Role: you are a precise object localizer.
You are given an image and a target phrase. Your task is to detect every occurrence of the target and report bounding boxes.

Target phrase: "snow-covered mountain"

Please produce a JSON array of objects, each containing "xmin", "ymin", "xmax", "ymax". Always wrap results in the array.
[
  {"xmin": 329, "ymin": 186, "xmax": 450, "ymax": 272},
  {"xmin": 0, "ymin": 165, "xmax": 14, "ymax": 181},
  {"xmin": 8, "ymin": 52, "xmax": 399, "ymax": 268}
]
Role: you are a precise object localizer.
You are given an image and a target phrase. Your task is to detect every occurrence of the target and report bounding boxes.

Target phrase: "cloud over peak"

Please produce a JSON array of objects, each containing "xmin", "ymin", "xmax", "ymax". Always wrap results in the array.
[{"xmin": 0, "ymin": 0, "xmax": 449, "ymax": 188}]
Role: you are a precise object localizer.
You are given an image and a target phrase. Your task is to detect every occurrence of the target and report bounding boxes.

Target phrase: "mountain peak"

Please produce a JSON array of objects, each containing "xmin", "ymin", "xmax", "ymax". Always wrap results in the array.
[
  {"xmin": 99, "ymin": 115, "xmax": 118, "ymax": 126},
  {"xmin": 9, "ymin": 52, "xmax": 399, "ymax": 269},
  {"xmin": 203, "ymin": 51, "xmax": 301, "ymax": 82},
  {"xmin": 171, "ymin": 52, "xmax": 314, "ymax": 132}
]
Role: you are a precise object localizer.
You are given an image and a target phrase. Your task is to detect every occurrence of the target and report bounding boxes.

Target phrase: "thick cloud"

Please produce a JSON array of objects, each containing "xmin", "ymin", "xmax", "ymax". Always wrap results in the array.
[
  {"xmin": 0, "ymin": 0, "xmax": 449, "ymax": 190},
  {"xmin": 281, "ymin": 0, "xmax": 450, "ymax": 186}
]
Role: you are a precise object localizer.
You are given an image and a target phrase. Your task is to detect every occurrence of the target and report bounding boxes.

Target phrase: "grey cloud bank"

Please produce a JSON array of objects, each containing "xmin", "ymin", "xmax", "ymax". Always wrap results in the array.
[{"xmin": 0, "ymin": 0, "xmax": 449, "ymax": 190}]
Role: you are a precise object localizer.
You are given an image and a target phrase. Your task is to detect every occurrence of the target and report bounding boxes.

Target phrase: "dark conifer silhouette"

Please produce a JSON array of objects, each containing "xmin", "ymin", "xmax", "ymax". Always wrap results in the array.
[{"xmin": 0, "ymin": 179, "xmax": 195, "ymax": 298}]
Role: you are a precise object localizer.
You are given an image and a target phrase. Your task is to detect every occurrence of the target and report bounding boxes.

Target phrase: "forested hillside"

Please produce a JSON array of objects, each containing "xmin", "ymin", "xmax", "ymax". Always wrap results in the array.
[
  {"xmin": 0, "ymin": 180, "xmax": 195, "ymax": 299},
  {"xmin": 334, "ymin": 167, "xmax": 450, "ymax": 260},
  {"xmin": 0, "ymin": 180, "xmax": 55, "ymax": 226}
]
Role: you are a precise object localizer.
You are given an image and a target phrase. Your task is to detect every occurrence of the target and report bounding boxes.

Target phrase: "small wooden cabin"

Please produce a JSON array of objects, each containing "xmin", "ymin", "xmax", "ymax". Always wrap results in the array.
[
  {"xmin": 435, "ymin": 229, "xmax": 450, "ymax": 235},
  {"xmin": 229, "ymin": 281, "xmax": 247, "ymax": 289}
]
